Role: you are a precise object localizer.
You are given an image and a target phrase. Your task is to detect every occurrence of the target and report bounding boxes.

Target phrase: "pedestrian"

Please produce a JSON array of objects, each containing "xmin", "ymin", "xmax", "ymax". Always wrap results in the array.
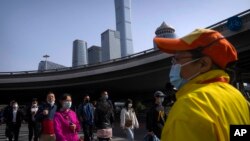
[
  {"xmin": 100, "ymin": 91, "xmax": 114, "ymax": 111},
  {"xmin": 54, "ymin": 93, "xmax": 81, "ymax": 141},
  {"xmin": 154, "ymin": 28, "xmax": 250, "ymax": 141},
  {"xmin": 120, "ymin": 99, "xmax": 139, "ymax": 141},
  {"xmin": 3, "ymin": 100, "xmax": 16, "ymax": 140},
  {"xmin": 35, "ymin": 92, "xmax": 57, "ymax": 141},
  {"xmin": 25, "ymin": 98, "xmax": 41, "ymax": 141},
  {"xmin": 95, "ymin": 96, "xmax": 114, "ymax": 141},
  {"xmin": 146, "ymin": 91, "xmax": 167, "ymax": 140},
  {"xmin": 77, "ymin": 94, "xmax": 95, "ymax": 141},
  {"xmin": 5, "ymin": 101, "xmax": 24, "ymax": 141}
]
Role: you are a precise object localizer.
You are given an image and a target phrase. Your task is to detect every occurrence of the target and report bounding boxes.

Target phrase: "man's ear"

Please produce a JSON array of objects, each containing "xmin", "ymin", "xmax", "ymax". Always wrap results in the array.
[{"xmin": 199, "ymin": 56, "xmax": 213, "ymax": 73}]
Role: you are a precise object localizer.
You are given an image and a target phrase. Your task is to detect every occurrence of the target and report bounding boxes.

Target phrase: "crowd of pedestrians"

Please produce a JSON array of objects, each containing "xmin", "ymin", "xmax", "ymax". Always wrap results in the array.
[{"xmin": 0, "ymin": 89, "xmax": 172, "ymax": 141}]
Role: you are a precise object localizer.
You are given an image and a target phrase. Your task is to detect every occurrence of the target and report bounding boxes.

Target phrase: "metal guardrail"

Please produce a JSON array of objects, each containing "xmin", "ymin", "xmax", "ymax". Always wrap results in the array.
[
  {"xmin": 206, "ymin": 9, "xmax": 250, "ymax": 29},
  {"xmin": 0, "ymin": 48, "xmax": 157, "ymax": 75}
]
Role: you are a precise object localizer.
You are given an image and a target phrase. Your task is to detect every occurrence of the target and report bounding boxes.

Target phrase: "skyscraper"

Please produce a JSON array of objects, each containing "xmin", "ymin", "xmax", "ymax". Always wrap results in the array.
[
  {"xmin": 88, "ymin": 45, "xmax": 102, "ymax": 64},
  {"xmin": 72, "ymin": 39, "xmax": 88, "ymax": 67},
  {"xmin": 101, "ymin": 29, "xmax": 121, "ymax": 62},
  {"xmin": 114, "ymin": 0, "xmax": 133, "ymax": 57}
]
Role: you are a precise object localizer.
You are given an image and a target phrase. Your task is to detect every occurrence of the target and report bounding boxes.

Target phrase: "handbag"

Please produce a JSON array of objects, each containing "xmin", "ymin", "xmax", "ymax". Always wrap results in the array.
[{"xmin": 125, "ymin": 119, "xmax": 133, "ymax": 127}]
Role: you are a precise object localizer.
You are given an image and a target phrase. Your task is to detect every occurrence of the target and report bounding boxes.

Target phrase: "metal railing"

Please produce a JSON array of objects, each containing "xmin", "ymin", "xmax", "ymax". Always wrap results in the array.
[
  {"xmin": 0, "ymin": 48, "xmax": 157, "ymax": 75},
  {"xmin": 206, "ymin": 9, "xmax": 250, "ymax": 29}
]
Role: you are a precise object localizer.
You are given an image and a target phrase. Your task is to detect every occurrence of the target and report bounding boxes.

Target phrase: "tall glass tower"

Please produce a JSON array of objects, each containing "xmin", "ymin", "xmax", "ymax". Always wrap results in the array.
[
  {"xmin": 114, "ymin": 0, "xmax": 133, "ymax": 57},
  {"xmin": 88, "ymin": 45, "xmax": 101, "ymax": 64},
  {"xmin": 72, "ymin": 39, "xmax": 88, "ymax": 67}
]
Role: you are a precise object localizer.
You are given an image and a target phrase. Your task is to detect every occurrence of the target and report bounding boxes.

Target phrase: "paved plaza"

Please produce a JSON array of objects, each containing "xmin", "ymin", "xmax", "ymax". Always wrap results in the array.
[{"xmin": 0, "ymin": 122, "xmax": 146, "ymax": 141}]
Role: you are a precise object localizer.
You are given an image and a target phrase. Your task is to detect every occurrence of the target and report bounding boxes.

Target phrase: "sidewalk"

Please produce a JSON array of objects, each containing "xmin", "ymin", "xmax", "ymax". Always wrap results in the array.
[
  {"xmin": 112, "ymin": 122, "xmax": 146, "ymax": 141},
  {"xmin": 0, "ymin": 122, "xmax": 147, "ymax": 141}
]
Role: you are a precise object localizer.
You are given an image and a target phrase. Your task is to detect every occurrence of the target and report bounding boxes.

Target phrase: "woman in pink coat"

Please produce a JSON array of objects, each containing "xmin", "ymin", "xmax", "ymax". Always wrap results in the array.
[{"xmin": 54, "ymin": 93, "xmax": 81, "ymax": 141}]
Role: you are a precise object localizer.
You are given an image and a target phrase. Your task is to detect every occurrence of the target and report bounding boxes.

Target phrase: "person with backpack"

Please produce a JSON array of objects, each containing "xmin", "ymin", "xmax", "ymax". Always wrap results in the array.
[{"xmin": 78, "ymin": 94, "xmax": 95, "ymax": 141}]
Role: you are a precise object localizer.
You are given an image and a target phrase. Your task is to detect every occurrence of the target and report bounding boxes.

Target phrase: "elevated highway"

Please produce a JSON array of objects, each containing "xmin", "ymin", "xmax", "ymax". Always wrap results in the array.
[{"xmin": 0, "ymin": 10, "xmax": 250, "ymax": 103}]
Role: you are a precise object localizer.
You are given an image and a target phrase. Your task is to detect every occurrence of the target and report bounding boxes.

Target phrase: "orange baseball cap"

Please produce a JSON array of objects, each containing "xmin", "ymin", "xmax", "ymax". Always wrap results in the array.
[{"xmin": 154, "ymin": 28, "xmax": 238, "ymax": 69}]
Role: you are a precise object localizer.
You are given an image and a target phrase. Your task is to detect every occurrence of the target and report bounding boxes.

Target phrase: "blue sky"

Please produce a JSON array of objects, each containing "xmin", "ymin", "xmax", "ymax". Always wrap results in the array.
[{"xmin": 0, "ymin": 0, "xmax": 249, "ymax": 72}]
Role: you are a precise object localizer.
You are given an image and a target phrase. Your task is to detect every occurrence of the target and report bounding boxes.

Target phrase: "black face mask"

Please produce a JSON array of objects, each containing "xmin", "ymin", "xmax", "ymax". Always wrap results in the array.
[{"xmin": 84, "ymin": 99, "xmax": 90, "ymax": 103}]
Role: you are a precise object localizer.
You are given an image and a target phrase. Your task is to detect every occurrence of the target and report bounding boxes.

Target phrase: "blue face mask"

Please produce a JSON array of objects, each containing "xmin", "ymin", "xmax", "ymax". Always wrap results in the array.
[
  {"xmin": 63, "ymin": 101, "xmax": 72, "ymax": 109},
  {"xmin": 169, "ymin": 58, "xmax": 200, "ymax": 90}
]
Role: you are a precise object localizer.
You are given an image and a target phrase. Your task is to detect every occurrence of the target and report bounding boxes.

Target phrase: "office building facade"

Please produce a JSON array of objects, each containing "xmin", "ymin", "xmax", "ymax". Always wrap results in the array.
[
  {"xmin": 88, "ymin": 45, "xmax": 102, "ymax": 64},
  {"xmin": 114, "ymin": 0, "xmax": 133, "ymax": 57},
  {"xmin": 72, "ymin": 39, "xmax": 88, "ymax": 67},
  {"xmin": 38, "ymin": 61, "xmax": 66, "ymax": 71},
  {"xmin": 101, "ymin": 29, "xmax": 121, "ymax": 62}
]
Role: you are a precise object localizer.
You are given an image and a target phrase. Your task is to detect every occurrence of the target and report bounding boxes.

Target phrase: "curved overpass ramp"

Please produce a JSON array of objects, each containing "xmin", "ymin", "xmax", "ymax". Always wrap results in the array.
[{"xmin": 0, "ymin": 10, "xmax": 250, "ymax": 103}]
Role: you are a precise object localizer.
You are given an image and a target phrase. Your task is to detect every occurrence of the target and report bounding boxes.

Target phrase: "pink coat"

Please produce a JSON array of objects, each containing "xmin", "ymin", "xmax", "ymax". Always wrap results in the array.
[{"xmin": 54, "ymin": 109, "xmax": 81, "ymax": 141}]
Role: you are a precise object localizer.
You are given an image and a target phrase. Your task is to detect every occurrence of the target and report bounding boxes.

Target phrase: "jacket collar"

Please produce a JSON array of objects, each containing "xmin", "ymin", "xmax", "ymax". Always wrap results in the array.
[{"xmin": 176, "ymin": 69, "xmax": 230, "ymax": 99}]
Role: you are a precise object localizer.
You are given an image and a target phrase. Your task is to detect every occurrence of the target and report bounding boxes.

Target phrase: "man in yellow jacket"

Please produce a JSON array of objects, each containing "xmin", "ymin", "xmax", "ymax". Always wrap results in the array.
[{"xmin": 154, "ymin": 28, "xmax": 250, "ymax": 141}]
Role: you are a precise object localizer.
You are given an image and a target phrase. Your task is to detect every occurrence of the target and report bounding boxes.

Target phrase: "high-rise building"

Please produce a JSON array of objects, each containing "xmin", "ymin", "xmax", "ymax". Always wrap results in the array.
[
  {"xmin": 38, "ymin": 60, "xmax": 66, "ymax": 71},
  {"xmin": 72, "ymin": 39, "xmax": 88, "ymax": 67},
  {"xmin": 88, "ymin": 45, "xmax": 102, "ymax": 64},
  {"xmin": 154, "ymin": 22, "xmax": 177, "ymax": 49},
  {"xmin": 114, "ymin": 0, "xmax": 133, "ymax": 57},
  {"xmin": 101, "ymin": 29, "xmax": 121, "ymax": 62}
]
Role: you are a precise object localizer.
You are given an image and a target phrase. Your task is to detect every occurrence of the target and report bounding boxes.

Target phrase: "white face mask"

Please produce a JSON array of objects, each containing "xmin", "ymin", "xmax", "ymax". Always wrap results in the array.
[
  {"xmin": 47, "ymin": 100, "xmax": 55, "ymax": 106},
  {"xmin": 128, "ymin": 103, "xmax": 133, "ymax": 108},
  {"xmin": 31, "ymin": 107, "xmax": 38, "ymax": 112}
]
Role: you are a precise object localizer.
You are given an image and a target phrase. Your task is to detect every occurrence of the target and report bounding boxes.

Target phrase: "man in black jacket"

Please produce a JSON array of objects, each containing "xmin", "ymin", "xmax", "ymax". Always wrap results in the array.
[
  {"xmin": 146, "ymin": 91, "xmax": 167, "ymax": 139},
  {"xmin": 4, "ymin": 101, "xmax": 24, "ymax": 141}
]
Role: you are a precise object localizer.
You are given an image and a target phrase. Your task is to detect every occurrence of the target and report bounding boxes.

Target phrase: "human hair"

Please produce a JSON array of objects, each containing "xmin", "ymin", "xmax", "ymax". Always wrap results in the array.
[
  {"xmin": 57, "ymin": 93, "xmax": 71, "ymax": 111},
  {"xmin": 32, "ymin": 98, "xmax": 38, "ymax": 102},
  {"xmin": 190, "ymin": 48, "xmax": 238, "ymax": 85},
  {"xmin": 189, "ymin": 49, "xmax": 220, "ymax": 69},
  {"xmin": 60, "ymin": 93, "xmax": 71, "ymax": 101},
  {"xmin": 124, "ymin": 99, "xmax": 133, "ymax": 110}
]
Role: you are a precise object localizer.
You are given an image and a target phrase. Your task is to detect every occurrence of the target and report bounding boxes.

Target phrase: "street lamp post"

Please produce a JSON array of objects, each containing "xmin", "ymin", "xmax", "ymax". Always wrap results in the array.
[{"xmin": 43, "ymin": 54, "xmax": 50, "ymax": 70}]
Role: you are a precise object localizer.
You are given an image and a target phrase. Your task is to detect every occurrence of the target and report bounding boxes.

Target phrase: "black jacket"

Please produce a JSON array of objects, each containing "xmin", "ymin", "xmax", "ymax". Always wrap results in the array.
[
  {"xmin": 146, "ymin": 104, "xmax": 167, "ymax": 139},
  {"xmin": 94, "ymin": 98, "xmax": 114, "ymax": 129},
  {"xmin": 4, "ymin": 109, "xmax": 24, "ymax": 128}
]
